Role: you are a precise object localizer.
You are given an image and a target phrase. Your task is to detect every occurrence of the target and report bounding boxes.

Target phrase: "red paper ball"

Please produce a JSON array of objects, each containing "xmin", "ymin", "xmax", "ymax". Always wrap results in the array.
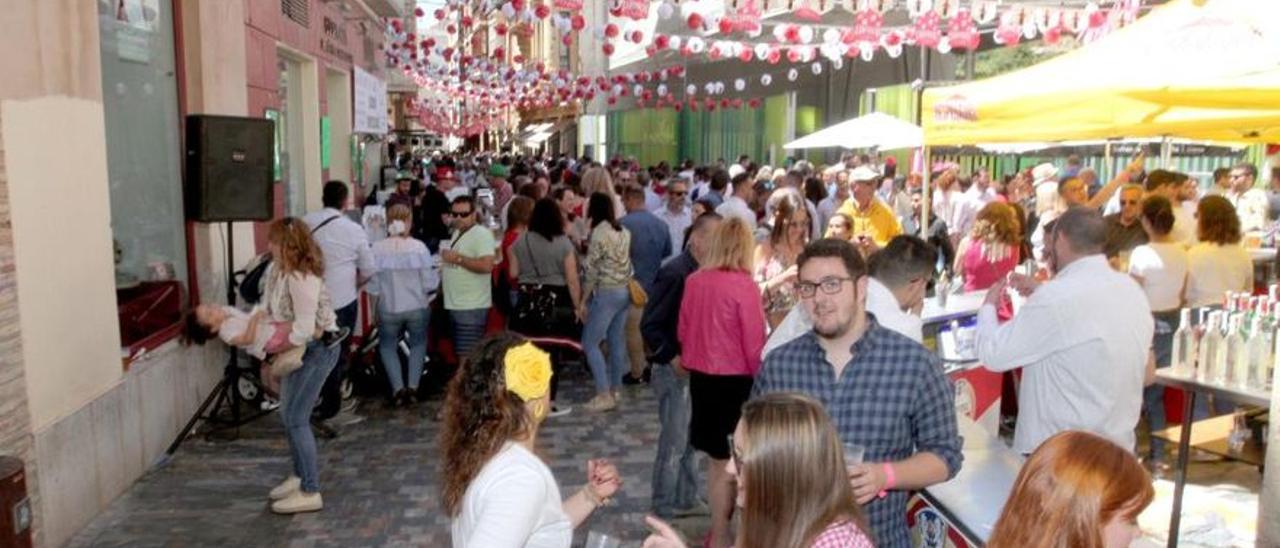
[
  {"xmin": 630, "ymin": 30, "xmax": 644, "ymax": 43},
  {"xmin": 608, "ymin": 97, "xmax": 618, "ymax": 105},
  {"xmin": 784, "ymin": 25, "xmax": 801, "ymax": 43},
  {"xmin": 654, "ymin": 35, "xmax": 670, "ymax": 49},
  {"xmin": 571, "ymin": 14, "xmax": 585, "ymax": 30},
  {"xmin": 605, "ymin": 24, "xmax": 620, "ymax": 38},
  {"xmin": 462, "ymin": 16, "xmax": 473, "ymax": 27},
  {"xmin": 687, "ymin": 13, "xmax": 704, "ymax": 30},
  {"xmin": 766, "ymin": 49, "xmax": 781, "ymax": 64},
  {"xmin": 414, "ymin": 7, "xmax": 425, "ymax": 17},
  {"xmin": 884, "ymin": 31, "xmax": 902, "ymax": 46},
  {"xmin": 434, "ymin": 9, "xmax": 446, "ymax": 20},
  {"xmin": 719, "ymin": 19, "xmax": 734, "ymax": 34},
  {"xmin": 446, "ymin": 24, "xmax": 457, "ymax": 34},
  {"xmin": 738, "ymin": 48, "xmax": 754, "ymax": 62},
  {"xmin": 1089, "ymin": 10, "xmax": 1107, "ymax": 28},
  {"xmin": 674, "ymin": 103, "xmax": 683, "ymax": 112},
  {"xmin": 496, "ymin": 23, "xmax": 508, "ymax": 36},
  {"xmin": 561, "ymin": 33, "xmax": 573, "ymax": 45},
  {"xmin": 602, "ymin": 42, "xmax": 615, "ymax": 56},
  {"xmin": 645, "ymin": 44, "xmax": 658, "ymax": 56},
  {"xmin": 786, "ymin": 48, "xmax": 802, "ymax": 63},
  {"xmin": 535, "ymin": 3, "xmax": 551, "ymax": 19}
]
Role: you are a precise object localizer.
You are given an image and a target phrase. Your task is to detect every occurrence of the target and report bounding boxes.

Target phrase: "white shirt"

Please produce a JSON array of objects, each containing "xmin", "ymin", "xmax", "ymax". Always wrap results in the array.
[
  {"xmin": 1170, "ymin": 202, "xmax": 1198, "ymax": 245},
  {"xmin": 932, "ymin": 189, "xmax": 961, "ymax": 235},
  {"xmin": 655, "ymin": 205, "xmax": 693, "ymax": 258},
  {"xmin": 975, "ymin": 255, "xmax": 1153, "ymax": 454},
  {"xmin": 762, "ymin": 277, "xmax": 921, "ymax": 358},
  {"xmin": 715, "ymin": 196, "xmax": 757, "ymax": 230},
  {"xmin": 303, "ymin": 208, "xmax": 376, "ymax": 308},
  {"xmin": 1127, "ymin": 242, "xmax": 1189, "ymax": 312},
  {"xmin": 217, "ymin": 306, "xmax": 274, "ymax": 359},
  {"xmin": 1185, "ymin": 242, "xmax": 1254, "ymax": 307},
  {"xmin": 1226, "ymin": 188, "xmax": 1270, "ymax": 232},
  {"xmin": 690, "ymin": 180, "xmax": 710, "ymax": 202},
  {"xmin": 950, "ymin": 190, "xmax": 983, "ymax": 239},
  {"xmin": 451, "ymin": 443, "xmax": 571, "ymax": 548},
  {"xmin": 644, "ymin": 187, "xmax": 664, "ymax": 212}
]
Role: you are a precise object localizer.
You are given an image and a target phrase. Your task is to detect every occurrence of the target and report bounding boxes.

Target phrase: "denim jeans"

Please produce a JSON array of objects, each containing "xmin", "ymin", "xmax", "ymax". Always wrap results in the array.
[
  {"xmin": 581, "ymin": 287, "xmax": 631, "ymax": 393},
  {"xmin": 650, "ymin": 362, "xmax": 699, "ymax": 517},
  {"xmin": 449, "ymin": 308, "xmax": 489, "ymax": 363},
  {"xmin": 280, "ymin": 340, "xmax": 340, "ymax": 493},
  {"xmin": 378, "ymin": 308, "xmax": 430, "ymax": 392}
]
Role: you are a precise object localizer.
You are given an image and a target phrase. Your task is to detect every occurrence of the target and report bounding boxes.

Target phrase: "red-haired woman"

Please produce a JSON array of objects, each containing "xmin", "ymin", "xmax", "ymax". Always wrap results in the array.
[{"xmin": 988, "ymin": 431, "xmax": 1154, "ymax": 548}]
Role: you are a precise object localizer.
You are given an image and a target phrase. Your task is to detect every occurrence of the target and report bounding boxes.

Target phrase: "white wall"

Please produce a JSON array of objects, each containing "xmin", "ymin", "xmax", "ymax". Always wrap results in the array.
[{"xmin": 2, "ymin": 97, "xmax": 122, "ymax": 432}]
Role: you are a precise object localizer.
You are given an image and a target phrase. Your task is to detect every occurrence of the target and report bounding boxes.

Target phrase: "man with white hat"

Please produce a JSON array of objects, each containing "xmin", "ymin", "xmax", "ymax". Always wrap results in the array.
[{"xmin": 837, "ymin": 166, "xmax": 903, "ymax": 253}]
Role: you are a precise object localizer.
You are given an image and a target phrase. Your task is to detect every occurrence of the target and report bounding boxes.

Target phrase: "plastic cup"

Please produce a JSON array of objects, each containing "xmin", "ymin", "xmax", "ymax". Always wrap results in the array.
[
  {"xmin": 585, "ymin": 531, "xmax": 622, "ymax": 548},
  {"xmin": 843, "ymin": 443, "xmax": 866, "ymax": 469}
]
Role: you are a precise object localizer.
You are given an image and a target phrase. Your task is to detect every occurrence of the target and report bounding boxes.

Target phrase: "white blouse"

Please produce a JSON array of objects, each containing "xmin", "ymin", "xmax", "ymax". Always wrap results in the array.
[{"xmin": 451, "ymin": 443, "xmax": 571, "ymax": 548}]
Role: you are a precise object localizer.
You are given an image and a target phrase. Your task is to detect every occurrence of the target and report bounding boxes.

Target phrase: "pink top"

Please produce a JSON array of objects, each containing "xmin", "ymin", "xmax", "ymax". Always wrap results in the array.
[
  {"xmin": 809, "ymin": 521, "xmax": 875, "ymax": 548},
  {"xmin": 962, "ymin": 238, "xmax": 1019, "ymax": 321},
  {"xmin": 678, "ymin": 269, "xmax": 767, "ymax": 377}
]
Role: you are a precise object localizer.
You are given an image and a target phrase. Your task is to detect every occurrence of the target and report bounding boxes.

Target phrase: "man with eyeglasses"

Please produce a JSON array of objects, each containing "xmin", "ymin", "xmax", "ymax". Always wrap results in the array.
[
  {"xmin": 440, "ymin": 195, "xmax": 496, "ymax": 363},
  {"xmin": 655, "ymin": 179, "xmax": 693, "ymax": 259},
  {"xmin": 1102, "ymin": 184, "xmax": 1149, "ymax": 266},
  {"xmin": 1225, "ymin": 162, "xmax": 1268, "ymax": 232},
  {"xmin": 753, "ymin": 238, "xmax": 962, "ymax": 548}
]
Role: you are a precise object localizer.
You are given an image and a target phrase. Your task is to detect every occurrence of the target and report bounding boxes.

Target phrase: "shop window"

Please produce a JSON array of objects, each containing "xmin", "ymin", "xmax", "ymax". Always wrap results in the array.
[{"xmin": 97, "ymin": 0, "xmax": 187, "ymax": 354}]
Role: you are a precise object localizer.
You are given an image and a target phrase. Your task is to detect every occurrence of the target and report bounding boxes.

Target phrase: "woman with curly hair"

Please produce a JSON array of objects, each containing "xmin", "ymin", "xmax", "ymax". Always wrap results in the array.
[
  {"xmin": 955, "ymin": 201, "xmax": 1022, "ymax": 292},
  {"xmin": 442, "ymin": 333, "xmax": 622, "ymax": 547},
  {"xmin": 261, "ymin": 218, "xmax": 343, "ymax": 514},
  {"xmin": 987, "ymin": 431, "xmax": 1153, "ymax": 548}
]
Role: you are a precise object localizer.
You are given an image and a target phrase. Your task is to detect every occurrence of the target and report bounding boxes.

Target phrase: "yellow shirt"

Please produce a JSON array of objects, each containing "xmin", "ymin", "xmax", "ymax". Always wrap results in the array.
[{"xmin": 836, "ymin": 197, "xmax": 902, "ymax": 247}]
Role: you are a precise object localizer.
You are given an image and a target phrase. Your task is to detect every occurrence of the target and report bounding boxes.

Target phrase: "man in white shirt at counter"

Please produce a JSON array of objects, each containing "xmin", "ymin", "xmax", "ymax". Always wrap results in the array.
[
  {"xmin": 976, "ymin": 207, "xmax": 1154, "ymax": 455},
  {"xmin": 763, "ymin": 235, "xmax": 936, "ymax": 355}
]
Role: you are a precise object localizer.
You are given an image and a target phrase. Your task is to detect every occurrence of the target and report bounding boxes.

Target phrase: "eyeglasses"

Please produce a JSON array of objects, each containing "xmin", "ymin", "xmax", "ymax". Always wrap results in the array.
[
  {"xmin": 450, "ymin": 210, "xmax": 473, "ymax": 217},
  {"xmin": 727, "ymin": 434, "xmax": 743, "ymax": 465},
  {"xmin": 670, "ymin": 191, "xmax": 687, "ymax": 197},
  {"xmin": 795, "ymin": 276, "xmax": 856, "ymax": 298}
]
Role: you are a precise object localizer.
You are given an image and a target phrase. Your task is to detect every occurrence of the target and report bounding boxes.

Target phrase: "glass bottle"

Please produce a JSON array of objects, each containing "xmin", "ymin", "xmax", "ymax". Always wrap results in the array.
[
  {"xmin": 1198, "ymin": 312, "xmax": 1222, "ymax": 384},
  {"xmin": 1245, "ymin": 316, "xmax": 1267, "ymax": 389},
  {"xmin": 1171, "ymin": 308, "xmax": 1196, "ymax": 377},
  {"xmin": 1218, "ymin": 314, "xmax": 1244, "ymax": 387}
]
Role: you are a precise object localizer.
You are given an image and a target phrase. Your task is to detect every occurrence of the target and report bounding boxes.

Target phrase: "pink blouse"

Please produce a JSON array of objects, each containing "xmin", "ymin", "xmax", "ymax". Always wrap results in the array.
[
  {"xmin": 678, "ymin": 269, "xmax": 767, "ymax": 377},
  {"xmin": 962, "ymin": 239, "xmax": 1019, "ymax": 292}
]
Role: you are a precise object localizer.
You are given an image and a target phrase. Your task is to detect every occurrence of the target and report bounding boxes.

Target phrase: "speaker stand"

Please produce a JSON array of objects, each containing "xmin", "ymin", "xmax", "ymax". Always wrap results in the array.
[{"xmin": 166, "ymin": 222, "xmax": 272, "ymax": 456}]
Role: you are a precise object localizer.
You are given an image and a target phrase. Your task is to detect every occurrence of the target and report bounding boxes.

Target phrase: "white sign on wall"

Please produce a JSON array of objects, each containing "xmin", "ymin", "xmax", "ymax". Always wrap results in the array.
[{"xmin": 353, "ymin": 66, "xmax": 387, "ymax": 135}]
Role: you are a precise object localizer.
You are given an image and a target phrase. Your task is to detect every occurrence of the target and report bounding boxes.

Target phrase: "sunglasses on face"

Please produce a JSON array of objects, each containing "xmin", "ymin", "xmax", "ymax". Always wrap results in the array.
[{"xmin": 450, "ymin": 210, "xmax": 473, "ymax": 217}]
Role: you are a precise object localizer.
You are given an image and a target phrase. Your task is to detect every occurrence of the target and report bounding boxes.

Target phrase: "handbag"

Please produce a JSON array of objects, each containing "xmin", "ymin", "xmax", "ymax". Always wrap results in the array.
[
  {"xmin": 513, "ymin": 237, "xmax": 563, "ymax": 327},
  {"xmin": 628, "ymin": 279, "xmax": 648, "ymax": 307}
]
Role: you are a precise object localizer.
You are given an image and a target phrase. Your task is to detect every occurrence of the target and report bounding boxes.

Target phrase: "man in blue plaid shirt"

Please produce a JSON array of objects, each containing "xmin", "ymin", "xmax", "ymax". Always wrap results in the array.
[{"xmin": 753, "ymin": 238, "xmax": 963, "ymax": 548}]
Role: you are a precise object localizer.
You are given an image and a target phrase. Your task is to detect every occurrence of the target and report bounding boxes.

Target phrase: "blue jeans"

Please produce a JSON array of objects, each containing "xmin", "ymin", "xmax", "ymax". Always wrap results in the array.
[
  {"xmin": 582, "ymin": 287, "xmax": 631, "ymax": 393},
  {"xmin": 449, "ymin": 308, "xmax": 489, "ymax": 363},
  {"xmin": 651, "ymin": 362, "xmax": 699, "ymax": 517},
  {"xmin": 280, "ymin": 340, "xmax": 340, "ymax": 493},
  {"xmin": 378, "ymin": 308, "xmax": 429, "ymax": 392}
]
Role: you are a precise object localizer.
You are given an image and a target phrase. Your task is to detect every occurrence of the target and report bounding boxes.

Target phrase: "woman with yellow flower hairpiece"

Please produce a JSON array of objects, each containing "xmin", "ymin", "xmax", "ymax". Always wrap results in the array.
[{"xmin": 441, "ymin": 332, "xmax": 623, "ymax": 547}]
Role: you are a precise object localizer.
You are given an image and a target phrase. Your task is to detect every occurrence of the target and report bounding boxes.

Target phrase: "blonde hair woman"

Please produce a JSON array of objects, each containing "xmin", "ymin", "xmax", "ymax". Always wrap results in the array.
[
  {"xmin": 581, "ymin": 166, "xmax": 625, "ymax": 218},
  {"xmin": 262, "ymin": 218, "xmax": 342, "ymax": 514},
  {"xmin": 677, "ymin": 217, "xmax": 767, "ymax": 548},
  {"xmin": 644, "ymin": 393, "xmax": 873, "ymax": 548},
  {"xmin": 755, "ymin": 196, "xmax": 810, "ymax": 329}
]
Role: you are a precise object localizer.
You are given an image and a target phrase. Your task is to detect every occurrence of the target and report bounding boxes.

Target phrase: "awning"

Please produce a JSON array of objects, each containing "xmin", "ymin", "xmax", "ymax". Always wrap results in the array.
[
  {"xmin": 783, "ymin": 112, "xmax": 923, "ymax": 151},
  {"xmin": 922, "ymin": 0, "xmax": 1280, "ymax": 145}
]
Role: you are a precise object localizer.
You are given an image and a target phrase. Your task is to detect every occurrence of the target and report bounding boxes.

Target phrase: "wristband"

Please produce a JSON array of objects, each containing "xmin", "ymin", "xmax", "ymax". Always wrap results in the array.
[{"xmin": 877, "ymin": 463, "xmax": 896, "ymax": 499}]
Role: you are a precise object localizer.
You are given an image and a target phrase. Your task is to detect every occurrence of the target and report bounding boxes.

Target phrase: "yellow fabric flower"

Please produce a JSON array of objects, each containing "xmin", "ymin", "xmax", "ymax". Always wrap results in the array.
[{"xmin": 503, "ymin": 342, "xmax": 552, "ymax": 402}]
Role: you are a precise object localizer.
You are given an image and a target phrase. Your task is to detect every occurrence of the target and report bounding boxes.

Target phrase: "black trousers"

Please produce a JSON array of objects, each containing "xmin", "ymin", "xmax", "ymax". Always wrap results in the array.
[{"xmin": 314, "ymin": 300, "xmax": 359, "ymax": 419}]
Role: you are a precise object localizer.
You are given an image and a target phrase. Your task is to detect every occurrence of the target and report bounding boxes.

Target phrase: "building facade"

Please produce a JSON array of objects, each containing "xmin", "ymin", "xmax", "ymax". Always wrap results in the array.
[{"xmin": 0, "ymin": 1, "xmax": 391, "ymax": 545}]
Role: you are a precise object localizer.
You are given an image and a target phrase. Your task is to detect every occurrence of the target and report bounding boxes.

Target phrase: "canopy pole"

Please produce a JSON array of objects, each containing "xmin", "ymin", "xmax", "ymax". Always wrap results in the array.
[
  {"xmin": 1104, "ymin": 141, "xmax": 1113, "ymax": 182},
  {"xmin": 1160, "ymin": 136, "xmax": 1173, "ymax": 169},
  {"xmin": 921, "ymin": 147, "xmax": 932, "ymax": 240}
]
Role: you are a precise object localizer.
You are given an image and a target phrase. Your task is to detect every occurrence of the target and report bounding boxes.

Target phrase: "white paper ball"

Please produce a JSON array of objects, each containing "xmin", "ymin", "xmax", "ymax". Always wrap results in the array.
[
  {"xmin": 715, "ymin": 82, "xmax": 725, "ymax": 94},
  {"xmin": 823, "ymin": 28, "xmax": 840, "ymax": 45},
  {"xmin": 936, "ymin": 36, "xmax": 951, "ymax": 54},
  {"xmin": 686, "ymin": 84, "xmax": 697, "ymax": 96},
  {"xmin": 747, "ymin": 24, "xmax": 763, "ymax": 38},
  {"xmin": 798, "ymin": 25, "xmax": 814, "ymax": 44},
  {"xmin": 612, "ymin": 84, "xmax": 624, "ymax": 94},
  {"xmin": 1022, "ymin": 21, "xmax": 1038, "ymax": 39},
  {"xmin": 688, "ymin": 37, "xmax": 705, "ymax": 54},
  {"xmin": 754, "ymin": 43, "xmax": 771, "ymax": 60},
  {"xmin": 760, "ymin": 74, "xmax": 772, "ymax": 86},
  {"xmin": 734, "ymin": 78, "xmax": 746, "ymax": 91},
  {"xmin": 773, "ymin": 24, "xmax": 789, "ymax": 43},
  {"xmin": 785, "ymin": 68, "xmax": 796, "ymax": 81},
  {"xmin": 668, "ymin": 36, "xmax": 683, "ymax": 50},
  {"xmin": 657, "ymin": 1, "xmax": 674, "ymax": 20},
  {"xmin": 658, "ymin": 84, "xmax": 668, "ymax": 96},
  {"xmin": 860, "ymin": 44, "xmax": 875, "ymax": 61},
  {"xmin": 832, "ymin": 57, "xmax": 844, "ymax": 70},
  {"xmin": 811, "ymin": 62, "xmax": 823, "ymax": 75},
  {"xmin": 705, "ymin": 82, "xmax": 716, "ymax": 94}
]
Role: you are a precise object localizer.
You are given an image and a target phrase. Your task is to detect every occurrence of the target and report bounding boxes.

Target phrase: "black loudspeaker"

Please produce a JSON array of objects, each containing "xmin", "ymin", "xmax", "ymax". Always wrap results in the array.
[{"xmin": 185, "ymin": 114, "xmax": 274, "ymax": 222}]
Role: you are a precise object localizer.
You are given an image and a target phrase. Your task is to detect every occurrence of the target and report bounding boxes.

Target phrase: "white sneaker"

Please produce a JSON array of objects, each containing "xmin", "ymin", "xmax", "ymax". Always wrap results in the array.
[
  {"xmin": 329, "ymin": 410, "xmax": 365, "ymax": 427},
  {"xmin": 547, "ymin": 405, "xmax": 572, "ymax": 418},
  {"xmin": 268, "ymin": 476, "xmax": 300, "ymax": 500},
  {"xmin": 271, "ymin": 491, "xmax": 323, "ymax": 514}
]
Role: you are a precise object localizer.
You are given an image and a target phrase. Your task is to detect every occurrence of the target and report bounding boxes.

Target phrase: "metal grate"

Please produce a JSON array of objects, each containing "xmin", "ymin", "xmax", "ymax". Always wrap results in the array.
[{"xmin": 282, "ymin": 0, "xmax": 310, "ymax": 28}]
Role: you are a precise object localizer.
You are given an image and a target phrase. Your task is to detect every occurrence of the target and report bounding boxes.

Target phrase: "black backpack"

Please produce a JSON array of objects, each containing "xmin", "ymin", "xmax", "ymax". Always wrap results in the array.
[{"xmin": 236, "ymin": 214, "xmax": 344, "ymax": 305}]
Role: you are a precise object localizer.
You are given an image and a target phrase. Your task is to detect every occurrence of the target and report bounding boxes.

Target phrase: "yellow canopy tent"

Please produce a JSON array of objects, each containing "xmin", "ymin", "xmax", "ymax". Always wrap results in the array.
[{"xmin": 922, "ymin": 0, "xmax": 1280, "ymax": 145}]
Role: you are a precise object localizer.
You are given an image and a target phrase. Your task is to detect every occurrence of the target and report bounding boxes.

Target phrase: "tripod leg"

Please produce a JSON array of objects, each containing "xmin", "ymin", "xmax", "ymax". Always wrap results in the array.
[{"xmin": 166, "ymin": 378, "xmax": 228, "ymax": 456}]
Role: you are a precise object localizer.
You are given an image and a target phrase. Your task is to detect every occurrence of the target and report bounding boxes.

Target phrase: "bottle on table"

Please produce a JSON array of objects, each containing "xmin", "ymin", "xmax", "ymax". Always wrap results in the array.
[
  {"xmin": 1198, "ymin": 311, "xmax": 1223, "ymax": 384},
  {"xmin": 1218, "ymin": 314, "xmax": 1244, "ymax": 387},
  {"xmin": 1245, "ymin": 316, "xmax": 1269, "ymax": 389},
  {"xmin": 1171, "ymin": 308, "xmax": 1196, "ymax": 377}
]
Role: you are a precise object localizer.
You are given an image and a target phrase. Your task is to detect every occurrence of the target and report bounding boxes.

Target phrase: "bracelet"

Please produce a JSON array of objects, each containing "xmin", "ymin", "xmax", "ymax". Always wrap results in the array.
[{"xmin": 877, "ymin": 463, "xmax": 896, "ymax": 499}]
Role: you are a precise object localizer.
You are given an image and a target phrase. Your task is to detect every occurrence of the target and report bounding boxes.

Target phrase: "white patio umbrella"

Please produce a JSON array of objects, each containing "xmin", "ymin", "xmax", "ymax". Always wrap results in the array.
[{"xmin": 783, "ymin": 112, "xmax": 924, "ymax": 151}]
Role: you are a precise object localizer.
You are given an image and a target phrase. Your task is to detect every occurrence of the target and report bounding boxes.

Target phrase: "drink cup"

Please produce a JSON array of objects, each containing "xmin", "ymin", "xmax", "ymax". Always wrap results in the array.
[{"xmin": 585, "ymin": 531, "xmax": 622, "ymax": 548}]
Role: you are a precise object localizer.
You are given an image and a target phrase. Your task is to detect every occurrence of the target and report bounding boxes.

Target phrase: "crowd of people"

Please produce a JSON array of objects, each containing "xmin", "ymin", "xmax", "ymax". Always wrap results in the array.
[{"xmin": 182, "ymin": 143, "xmax": 1278, "ymax": 547}]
